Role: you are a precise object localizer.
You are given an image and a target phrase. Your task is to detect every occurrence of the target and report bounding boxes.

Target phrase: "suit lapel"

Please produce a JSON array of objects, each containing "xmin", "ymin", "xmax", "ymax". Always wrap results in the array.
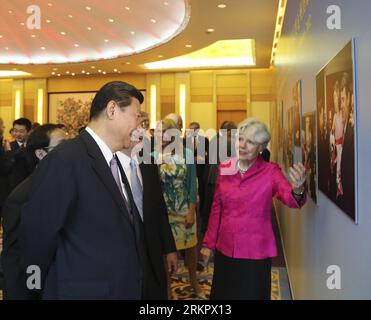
[{"xmin": 79, "ymin": 131, "xmax": 132, "ymax": 224}]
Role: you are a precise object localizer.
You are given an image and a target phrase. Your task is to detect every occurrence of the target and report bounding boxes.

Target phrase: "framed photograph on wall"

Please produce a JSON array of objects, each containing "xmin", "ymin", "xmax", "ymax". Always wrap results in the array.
[
  {"xmin": 285, "ymin": 106, "xmax": 294, "ymax": 170},
  {"xmin": 316, "ymin": 39, "xmax": 358, "ymax": 223},
  {"xmin": 49, "ymin": 91, "xmax": 96, "ymax": 137},
  {"xmin": 302, "ymin": 112, "xmax": 317, "ymax": 204},
  {"xmin": 293, "ymin": 80, "xmax": 302, "ymax": 147}
]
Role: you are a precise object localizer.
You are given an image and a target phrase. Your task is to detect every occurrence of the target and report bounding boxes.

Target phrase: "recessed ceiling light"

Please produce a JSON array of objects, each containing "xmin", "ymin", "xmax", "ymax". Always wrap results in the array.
[
  {"xmin": 52, "ymin": 68, "xmax": 58, "ymax": 71},
  {"xmin": 130, "ymin": 31, "xmax": 135, "ymax": 35},
  {"xmin": 5, "ymin": 47, "xmax": 9, "ymax": 50},
  {"xmin": 51, "ymin": 72, "xmax": 56, "ymax": 75},
  {"xmin": 158, "ymin": 55, "xmax": 163, "ymax": 58},
  {"xmin": 57, "ymin": 74, "xmax": 61, "ymax": 77},
  {"xmin": 163, "ymin": 2, "xmax": 169, "ymax": 5},
  {"xmin": 66, "ymin": 71, "xmax": 70, "ymax": 74},
  {"xmin": 108, "ymin": 18, "xmax": 114, "ymax": 23},
  {"xmin": 86, "ymin": 6, "xmax": 92, "ymax": 10},
  {"xmin": 46, "ymin": 19, "xmax": 51, "ymax": 23},
  {"xmin": 8, "ymin": 10, "xmax": 13, "ymax": 14},
  {"xmin": 87, "ymin": 27, "xmax": 92, "ymax": 31},
  {"xmin": 20, "ymin": 22, "xmax": 25, "ymax": 26},
  {"xmin": 31, "ymin": 34, "xmax": 36, "ymax": 38},
  {"xmin": 68, "ymin": 15, "xmax": 73, "ymax": 18},
  {"xmin": 91, "ymin": 66, "xmax": 96, "ymax": 69},
  {"xmin": 74, "ymin": 44, "xmax": 79, "ymax": 47},
  {"xmin": 60, "ymin": 32, "xmax": 66, "ymax": 35},
  {"xmin": 41, "ymin": 46, "xmax": 46, "ymax": 50},
  {"xmin": 151, "ymin": 19, "xmax": 157, "ymax": 23},
  {"xmin": 71, "ymin": 73, "xmax": 75, "ymax": 76},
  {"xmin": 125, "ymin": 6, "xmax": 130, "ymax": 11},
  {"xmin": 0, "ymin": 35, "xmax": 3, "ymax": 38},
  {"xmin": 102, "ymin": 71, "xmax": 107, "ymax": 74},
  {"xmin": 48, "ymin": 3, "xmax": 53, "ymax": 7},
  {"xmin": 217, "ymin": 4, "xmax": 227, "ymax": 8},
  {"xmin": 207, "ymin": 28, "xmax": 215, "ymax": 33},
  {"xmin": 185, "ymin": 44, "xmax": 192, "ymax": 48},
  {"xmin": 86, "ymin": 72, "xmax": 90, "ymax": 75},
  {"xmin": 114, "ymin": 69, "xmax": 118, "ymax": 72},
  {"xmin": 81, "ymin": 70, "xmax": 86, "ymax": 74},
  {"xmin": 98, "ymin": 70, "xmax": 102, "ymax": 73},
  {"xmin": 125, "ymin": 62, "xmax": 131, "ymax": 65},
  {"xmin": 104, "ymin": 39, "xmax": 109, "ymax": 43}
]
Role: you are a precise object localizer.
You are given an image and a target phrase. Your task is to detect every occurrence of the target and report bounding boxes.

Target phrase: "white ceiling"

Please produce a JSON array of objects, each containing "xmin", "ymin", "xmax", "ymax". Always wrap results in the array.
[{"xmin": 0, "ymin": 0, "xmax": 279, "ymax": 78}]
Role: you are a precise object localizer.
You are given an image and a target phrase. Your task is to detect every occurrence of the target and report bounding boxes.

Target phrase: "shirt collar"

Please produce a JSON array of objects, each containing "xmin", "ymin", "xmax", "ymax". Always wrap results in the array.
[
  {"xmin": 85, "ymin": 126, "xmax": 114, "ymax": 166},
  {"xmin": 116, "ymin": 151, "xmax": 138, "ymax": 169}
]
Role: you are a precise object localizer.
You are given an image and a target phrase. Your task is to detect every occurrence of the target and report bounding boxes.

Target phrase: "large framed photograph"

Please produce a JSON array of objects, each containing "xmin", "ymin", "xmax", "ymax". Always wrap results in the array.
[
  {"xmin": 316, "ymin": 39, "xmax": 358, "ymax": 223},
  {"xmin": 284, "ymin": 106, "xmax": 294, "ymax": 170},
  {"xmin": 293, "ymin": 80, "xmax": 302, "ymax": 147},
  {"xmin": 49, "ymin": 92, "xmax": 96, "ymax": 137},
  {"xmin": 302, "ymin": 112, "xmax": 317, "ymax": 204}
]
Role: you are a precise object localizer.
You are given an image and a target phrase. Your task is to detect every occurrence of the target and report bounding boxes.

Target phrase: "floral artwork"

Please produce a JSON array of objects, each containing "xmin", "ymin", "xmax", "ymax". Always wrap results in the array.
[{"xmin": 49, "ymin": 92, "xmax": 96, "ymax": 137}]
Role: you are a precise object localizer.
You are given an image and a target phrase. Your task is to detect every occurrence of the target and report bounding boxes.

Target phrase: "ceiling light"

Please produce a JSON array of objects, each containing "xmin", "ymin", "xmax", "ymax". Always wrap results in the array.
[
  {"xmin": 31, "ymin": 34, "xmax": 36, "ymax": 38},
  {"xmin": 270, "ymin": 0, "xmax": 287, "ymax": 65},
  {"xmin": 51, "ymin": 72, "xmax": 55, "ymax": 75},
  {"xmin": 206, "ymin": 28, "xmax": 215, "ymax": 33},
  {"xmin": 125, "ymin": 62, "xmax": 131, "ymax": 65},
  {"xmin": 66, "ymin": 71, "xmax": 70, "ymax": 74},
  {"xmin": 102, "ymin": 71, "xmax": 107, "ymax": 74},
  {"xmin": 71, "ymin": 73, "xmax": 75, "ymax": 76},
  {"xmin": 8, "ymin": 10, "xmax": 13, "ymax": 14},
  {"xmin": 86, "ymin": 6, "xmax": 92, "ymax": 10},
  {"xmin": 81, "ymin": 70, "xmax": 86, "ymax": 73},
  {"xmin": 87, "ymin": 26, "xmax": 92, "ymax": 31},
  {"xmin": 57, "ymin": 74, "xmax": 61, "ymax": 77},
  {"xmin": 98, "ymin": 69, "xmax": 102, "ymax": 73},
  {"xmin": 163, "ymin": 2, "xmax": 169, "ymax": 5},
  {"xmin": 52, "ymin": 68, "xmax": 58, "ymax": 71},
  {"xmin": 48, "ymin": 3, "xmax": 53, "ymax": 7},
  {"xmin": 0, "ymin": 35, "xmax": 3, "ymax": 38},
  {"xmin": 158, "ymin": 55, "xmax": 164, "ymax": 58},
  {"xmin": 46, "ymin": 19, "xmax": 51, "ymax": 23},
  {"xmin": 41, "ymin": 47, "xmax": 46, "ymax": 50},
  {"xmin": 104, "ymin": 39, "xmax": 109, "ymax": 43},
  {"xmin": 0, "ymin": 71, "xmax": 32, "ymax": 77},
  {"xmin": 68, "ymin": 15, "xmax": 73, "ymax": 18},
  {"xmin": 5, "ymin": 47, "xmax": 9, "ymax": 50},
  {"xmin": 185, "ymin": 44, "xmax": 192, "ymax": 48},
  {"xmin": 130, "ymin": 31, "xmax": 135, "ymax": 35},
  {"xmin": 108, "ymin": 18, "xmax": 114, "ymax": 23},
  {"xmin": 20, "ymin": 23, "xmax": 25, "ymax": 26},
  {"xmin": 60, "ymin": 32, "xmax": 66, "ymax": 35},
  {"xmin": 91, "ymin": 66, "xmax": 96, "ymax": 69},
  {"xmin": 217, "ymin": 4, "xmax": 227, "ymax": 9},
  {"xmin": 74, "ymin": 44, "xmax": 79, "ymax": 47},
  {"xmin": 114, "ymin": 69, "xmax": 118, "ymax": 72},
  {"xmin": 125, "ymin": 7, "xmax": 130, "ymax": 10},
  {"xmin": 144, "ymin": 39, "xmax": 256, "ymax": 70},
  {"xmin": 151, "ymin": 19, "xmax": 157, "ymax": 23},
  {"xmin": 86, "ymin": 72, "xmax": 90, "ymax": 75}
]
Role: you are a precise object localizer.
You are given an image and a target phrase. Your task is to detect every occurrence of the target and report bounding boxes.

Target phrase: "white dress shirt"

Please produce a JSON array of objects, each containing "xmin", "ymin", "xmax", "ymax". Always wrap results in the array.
[
  {"xmin": 116, "ymin": 152, "xmax": 143, "ymax": 189},
  {"xmin": 85, "ymin": 127, "xmax": 129, "ymax": 201}
]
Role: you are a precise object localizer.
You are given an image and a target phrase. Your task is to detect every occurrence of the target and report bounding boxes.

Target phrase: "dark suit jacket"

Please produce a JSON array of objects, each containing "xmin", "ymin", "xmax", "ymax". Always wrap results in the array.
[
  {"xmin": 139, "ymin": 161, "xmax": 176, "ymax": 299},
  {"xmin": 20, "ymin": 130, "xmax": 144, "ymax": 299},
  {"xmin": 10, "ymin": 141, "xmax": 21, "ymax": 152},
  {"xmin": 1, "ymin": 175, "xmax": 39, "ymax": 300},
  {"xmin": 0, "ymin": 148, "xmax": 14, "ymax": 213}
]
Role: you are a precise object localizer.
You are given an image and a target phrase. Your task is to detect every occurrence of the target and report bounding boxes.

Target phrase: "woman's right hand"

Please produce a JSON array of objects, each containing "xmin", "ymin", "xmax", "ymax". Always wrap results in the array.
[{"xmin": 200, "ymin": 247, "xmax": 212, "ymax": 265}]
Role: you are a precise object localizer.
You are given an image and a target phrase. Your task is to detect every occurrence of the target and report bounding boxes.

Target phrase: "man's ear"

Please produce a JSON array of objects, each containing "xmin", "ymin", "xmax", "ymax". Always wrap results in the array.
[
  {"xmin": 35, "ymin": 148, "xmax": 47, "ymax": 161},
  {"xmin": 106, "ymin": 100, "xmax": 116, "ymax": 119}
]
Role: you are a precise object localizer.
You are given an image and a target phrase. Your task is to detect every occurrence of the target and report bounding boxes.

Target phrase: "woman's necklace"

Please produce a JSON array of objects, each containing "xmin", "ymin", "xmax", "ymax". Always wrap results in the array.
[{"xmin": 237, "ymin": 160, "xmax": 251, "ymax": 175}]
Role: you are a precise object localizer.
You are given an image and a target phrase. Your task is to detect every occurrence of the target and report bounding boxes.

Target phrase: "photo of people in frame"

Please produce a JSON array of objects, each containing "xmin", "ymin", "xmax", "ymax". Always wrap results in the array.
[
  {"xmin": 302, "ymin": 112, "xmax": 317, "ymax": 204},
  {"xmin": 316, "ymin": 40, "xmax": 356, "ymax": 222},
  {"xmin": 293, "ymin": 80, "xmax": 302, "ymax": 147}
]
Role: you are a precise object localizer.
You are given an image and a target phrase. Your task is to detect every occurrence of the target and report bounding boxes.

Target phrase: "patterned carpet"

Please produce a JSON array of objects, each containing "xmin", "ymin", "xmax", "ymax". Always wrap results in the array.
[{"xmin": 171, "ymin": 261, "xmax": 282, "ymax": 300}]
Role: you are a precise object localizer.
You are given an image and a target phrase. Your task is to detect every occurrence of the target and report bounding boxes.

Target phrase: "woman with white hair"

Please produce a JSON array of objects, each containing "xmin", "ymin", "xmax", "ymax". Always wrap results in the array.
[{"xmin": 201, "ymin": 118, "xmax": 307, "ymax": 300}]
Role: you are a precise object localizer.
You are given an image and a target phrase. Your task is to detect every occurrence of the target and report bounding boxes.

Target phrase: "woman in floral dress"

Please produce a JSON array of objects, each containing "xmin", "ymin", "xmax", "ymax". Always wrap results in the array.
[{"xmin": 154, "ymin": 118, "xmax": 205, "ymax": 299}]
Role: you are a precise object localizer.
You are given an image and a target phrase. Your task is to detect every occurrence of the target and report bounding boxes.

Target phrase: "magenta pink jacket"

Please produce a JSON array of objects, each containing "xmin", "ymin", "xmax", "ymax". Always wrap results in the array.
[{"xmin": 202, "ymin": 157, "xmax": 307, "ymax": 259}]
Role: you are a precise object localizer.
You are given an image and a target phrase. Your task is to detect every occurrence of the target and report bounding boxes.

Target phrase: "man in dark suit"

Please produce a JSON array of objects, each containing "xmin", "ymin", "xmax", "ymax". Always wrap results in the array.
[
  {"xmin": 1, "ymin": 124, "xmax": 66, "ymax": 300},
  {"xmin": 10, "ymin": 118, "xmax": 32, "ymax": 152},
  {"xmin": 118, "ymin": 119, "xmax": 177, "ymax": 299},
  {"xmin": 184, "ymin": 122, "xmax": 209, "ymax": 214},
  {"xmin": 20, "ymin": 81, "xmax": 146, "ymax": 299},
  {"xmin": 338, "ymin": 73, "xmax": 355, "ymax": 220}
]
